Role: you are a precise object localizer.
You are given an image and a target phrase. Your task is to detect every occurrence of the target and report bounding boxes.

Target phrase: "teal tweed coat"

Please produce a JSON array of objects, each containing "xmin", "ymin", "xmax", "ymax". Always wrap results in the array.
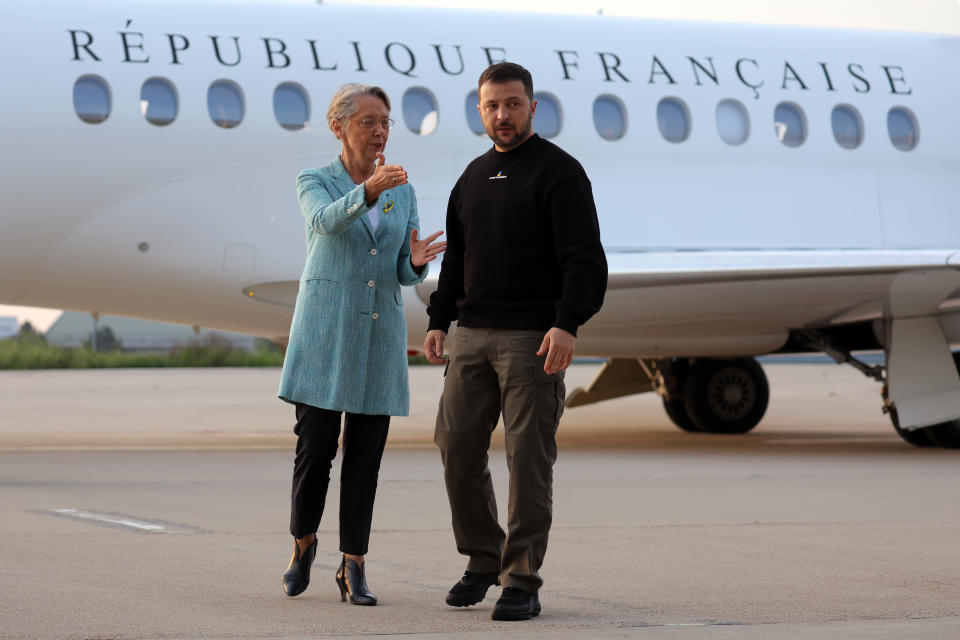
[{"xmin": 278, "ymin": 157, "xmax": 427, "ymax": 416}]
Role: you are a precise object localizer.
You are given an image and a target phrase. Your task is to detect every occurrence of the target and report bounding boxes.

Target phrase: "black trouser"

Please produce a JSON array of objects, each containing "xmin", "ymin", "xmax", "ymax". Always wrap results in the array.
[{"xmin": 289, "ymin": 403, "xmax": 390, "ymax": 555}]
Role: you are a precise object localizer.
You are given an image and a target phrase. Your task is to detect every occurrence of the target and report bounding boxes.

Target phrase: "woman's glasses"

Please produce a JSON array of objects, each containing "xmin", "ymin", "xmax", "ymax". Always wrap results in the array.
[{"xmin": 356, "ymin": 117, "xmax": 395, "ymax": 130}]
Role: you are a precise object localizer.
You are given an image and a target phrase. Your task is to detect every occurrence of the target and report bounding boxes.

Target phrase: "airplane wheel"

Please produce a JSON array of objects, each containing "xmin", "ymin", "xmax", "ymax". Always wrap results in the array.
[
  {"xmin": 886, "ymin": 352, "xmax": 960, "ymax": 448},
  {"xmin": 683, "ymin": 358, "xmax": 769, "ymax": 434},
  {"xmin": 662, "ymin": 395, "xmax": 701, "ymax": 432},
  {"xmin": 923, "ymin": 421, "xmax": 960, "ymax": 448},
  {"xmin": 887, "ymin": 405, "xmax": 936, "ymax": 447},
  {"xmin": 926, "ymin": 355, "xmax": 960, "ymax": 447}
]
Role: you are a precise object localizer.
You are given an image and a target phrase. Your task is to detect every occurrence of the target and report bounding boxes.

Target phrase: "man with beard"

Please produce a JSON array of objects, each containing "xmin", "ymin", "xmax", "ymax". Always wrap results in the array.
[{"xmin": 423, "ymin": 62, "xmax": 607, "ymax": 621}]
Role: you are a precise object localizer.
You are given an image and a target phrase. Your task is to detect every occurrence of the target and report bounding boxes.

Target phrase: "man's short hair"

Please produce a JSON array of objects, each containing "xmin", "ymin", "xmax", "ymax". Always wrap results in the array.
[{"xmin": 478, "ymin": 62, "xmax": 534, "ymax": 100}]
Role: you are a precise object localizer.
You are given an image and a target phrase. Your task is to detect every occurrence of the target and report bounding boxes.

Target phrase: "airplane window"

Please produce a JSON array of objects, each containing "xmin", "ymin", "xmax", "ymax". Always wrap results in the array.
[
  {"xmin": 403, "ymin": 87, "xmax": 439, "ymax": 136},
  {"xmin": 716, "ymin": 99, "xmax": 749, "ymax": 146},
  {"xmin": 534, "ymin": 92, "xmax": 561, "ymax": 138},
  {"xmin": 274, "ymin": 82, "xmax": 310, "ymax": 131},
  {"xmin": 593, "ymin": 94, "xmax": 627, "ymax": 141},
  {"xmin": 831, "ymin": 104, "xmax": 863, "ymax": 150},
  {"xmin": 773, "ymin": 102, "xmax": 806, "ymax": 147},
  {"xmin": 657, "ymin": 97, "xmax": 690, "ymax": 143},
  {"xmin": 207, "ymin": 80, "xmax": 244, "ymax": 129},
  {"xmin": 140, "ymin": 77, "xmax": 178, "ymax": 126},
  {"xmin": 73, "ymin": 75, "xmax": 111, "ymax": 124},
  {"xmin": 465, "ymin": 90, "xmax": 484, "ymax": 135},
  {"xmin": 887, "ymin": 107, "xmax": 918, "ymax": 151}
]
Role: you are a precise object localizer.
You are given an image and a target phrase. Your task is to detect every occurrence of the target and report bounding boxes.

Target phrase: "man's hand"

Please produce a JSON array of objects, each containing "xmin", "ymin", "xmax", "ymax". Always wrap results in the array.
[
  {"xmin": 537, "ymin": 327, "xmax": 575, "ymax": 374},
  {"xmin": 424, "ymin": 329, "xmax": 448, "ymax": 365}
]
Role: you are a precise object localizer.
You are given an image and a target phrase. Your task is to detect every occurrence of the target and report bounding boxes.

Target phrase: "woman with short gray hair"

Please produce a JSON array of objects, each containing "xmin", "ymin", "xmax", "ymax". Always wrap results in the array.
[
  {"xmin": 326, "ymin": 83, "xmax": 390, "ymax": 130},
  {"xmin": 277, "ymin": 84, "xmax": 445, "ymax": 605}
]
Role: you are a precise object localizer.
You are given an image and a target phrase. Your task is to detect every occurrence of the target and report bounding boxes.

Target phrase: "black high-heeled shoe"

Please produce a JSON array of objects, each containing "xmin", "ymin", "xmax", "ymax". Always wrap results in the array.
[
  {"xmin": 335, "ymin": 555, "xmax": 377, "ymax": 605},
  {"xmin": 282, "ymin": 538, "xmax": 317, "ymax": 597}
]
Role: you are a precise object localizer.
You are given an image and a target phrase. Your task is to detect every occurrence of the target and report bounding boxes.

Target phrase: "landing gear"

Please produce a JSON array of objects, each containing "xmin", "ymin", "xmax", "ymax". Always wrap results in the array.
[
  {"xmin": 882, "ymin": 379, "xmax": 938, "ymax": 447},
  {"xmin": 657, "ymin": 358, "xmax": 700, "ymax": 432},
  {"xmin": 887, "ymin": 392, "xmax": 960, "ymax": 449},
  {"xmin": 801, "ymin": 329, "xmax": 960, "ymax": 449},
  {"xmin": 657, "ymin": 358, "xmax": 769, "ymax": 434},
  {"xmin": 662, "ymin": 396, "xmax": 700, "ymax": 432},
  {"xmin": 925, "ymin": 421, "xmax": 960, "ymax": 448},
  {"xmin": 893, "ymin": 353, "xmax": 960, "ymax": 449},
  {"xmin": 885, "ymin": 400, "xmax": 936, "ymax": 448}
]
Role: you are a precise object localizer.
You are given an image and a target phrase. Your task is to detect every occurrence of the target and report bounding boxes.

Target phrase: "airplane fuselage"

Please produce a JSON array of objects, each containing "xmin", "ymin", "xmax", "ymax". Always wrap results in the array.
[{"xmin": 3, "ymin": 1, "xmax": 960, "ymax": 443}]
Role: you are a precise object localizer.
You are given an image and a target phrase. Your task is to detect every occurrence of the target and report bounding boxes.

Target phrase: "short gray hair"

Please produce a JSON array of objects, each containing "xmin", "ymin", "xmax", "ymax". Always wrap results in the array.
[{"xmin": 327, "ymin": 84, "xmax": 391, "ymax": 134}]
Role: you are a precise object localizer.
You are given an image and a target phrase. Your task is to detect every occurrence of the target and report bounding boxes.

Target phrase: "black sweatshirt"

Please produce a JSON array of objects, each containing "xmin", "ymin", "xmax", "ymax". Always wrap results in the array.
[{"xmin": 427, "ymin": 134, "xmax": 608, "ymax": 336}]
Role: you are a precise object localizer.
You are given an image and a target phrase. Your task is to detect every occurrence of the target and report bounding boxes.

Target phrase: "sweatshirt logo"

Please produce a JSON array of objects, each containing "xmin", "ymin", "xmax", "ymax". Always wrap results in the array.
[{"xmin": 488, "ymin": 170, "xmax": 508, "ymax": 180}]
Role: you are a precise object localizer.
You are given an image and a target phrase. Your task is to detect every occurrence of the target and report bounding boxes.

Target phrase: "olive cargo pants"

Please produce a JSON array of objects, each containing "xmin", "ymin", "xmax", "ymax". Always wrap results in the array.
[{"xmin": 434, "ymin": 327, "xmax": 566, "ymax": 593}]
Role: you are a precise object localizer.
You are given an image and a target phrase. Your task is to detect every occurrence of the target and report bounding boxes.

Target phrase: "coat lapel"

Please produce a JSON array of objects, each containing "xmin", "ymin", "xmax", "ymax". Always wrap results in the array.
[
  {"xmin": 329, "ymin": 157, "xmax": 376, "ymax": 243},
  {"xmin": 375, "ymin": 191, "xmax": 396, "ymax": 243},
  {"xmin": 359, "ymin": 209, "xmax": 376, "ymax": 243}
]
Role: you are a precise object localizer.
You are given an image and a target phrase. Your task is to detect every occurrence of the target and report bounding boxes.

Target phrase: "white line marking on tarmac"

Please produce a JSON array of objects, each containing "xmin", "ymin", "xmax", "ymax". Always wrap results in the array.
[
  {"xmin": 765, "ymin": 437, "xmax": 897, "ymax": 444},
  {"xmin": 51, "ymin": 509, "xmax": 167, "ymax": 531},
  {"xmin": 33, "ymin": 508, "xmax": 211, "ymax": 533}
]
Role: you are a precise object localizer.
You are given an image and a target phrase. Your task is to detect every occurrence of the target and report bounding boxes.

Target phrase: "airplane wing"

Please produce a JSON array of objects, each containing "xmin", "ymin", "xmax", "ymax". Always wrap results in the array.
[
  {"xmin": 605, "ymin": 248, "xmax": 960, "ymax": 287},
  {"xmin": 416, "ymin": 248, "xmax": 960, "ymax": 358}
]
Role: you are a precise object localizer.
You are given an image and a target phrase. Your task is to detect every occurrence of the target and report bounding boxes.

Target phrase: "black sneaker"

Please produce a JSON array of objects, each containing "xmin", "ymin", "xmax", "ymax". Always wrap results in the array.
[
  {"xmin": 445, "ymin": 571, "xmax": 500, "ymax": 607},
  {"xmin": 491, "ymin": 586, "xmax": 541, "ymax": 621}
]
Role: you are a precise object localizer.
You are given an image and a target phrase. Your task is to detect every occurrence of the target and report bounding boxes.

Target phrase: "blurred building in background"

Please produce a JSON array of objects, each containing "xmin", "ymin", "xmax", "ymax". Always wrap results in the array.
[
  {"xmin": 0, "ymin": 317, "xmax": 17, "ymax": 340},
  {"xmin": 44, "ymin": 312, "xmax": 258, "ymax": 352}
]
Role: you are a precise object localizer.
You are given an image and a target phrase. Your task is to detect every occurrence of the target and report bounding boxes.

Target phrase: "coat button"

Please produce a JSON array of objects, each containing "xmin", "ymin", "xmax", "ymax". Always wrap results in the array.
[
  {"xmin": 368, "ymin": 280, "xmax": 375, "ymax": 287},
  {"xmin": 372, "ymin": 313, "xmax": 380, "ymax": 320},
  {"xmin": 370, "ymin": 249, "xmax": 378, "ymax": 256}
]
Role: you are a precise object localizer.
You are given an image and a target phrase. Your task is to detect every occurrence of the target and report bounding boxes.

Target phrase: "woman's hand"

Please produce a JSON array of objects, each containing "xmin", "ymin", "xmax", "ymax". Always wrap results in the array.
[
  {"xmin": 364, "ymin": 153, "xmax": 407, "ymax": 205},
  {"xmin": 410, "ymin": 229, "xmax": 446, "ymax": 267}
]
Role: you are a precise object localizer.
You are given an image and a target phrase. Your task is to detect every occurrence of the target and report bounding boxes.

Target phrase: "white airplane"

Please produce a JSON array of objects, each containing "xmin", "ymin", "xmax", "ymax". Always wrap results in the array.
[{"xmin": 2, "ymin": 1, "xmax": 959, "ymax": 447}]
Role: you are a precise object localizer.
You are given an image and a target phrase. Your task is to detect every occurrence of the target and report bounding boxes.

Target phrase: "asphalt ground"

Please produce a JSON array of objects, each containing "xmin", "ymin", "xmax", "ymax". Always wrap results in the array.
[
  {"xmin": 0, "ymin": 361, "xmax": 912, "ymax": 450},
  {"xmin": 1, "ymin": 363, "xmax": 959, "ymax": 639}
]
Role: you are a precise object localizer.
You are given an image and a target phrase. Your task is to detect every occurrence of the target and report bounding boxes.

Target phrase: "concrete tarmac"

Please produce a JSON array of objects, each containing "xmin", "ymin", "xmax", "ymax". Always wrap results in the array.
[
  {"xmin": 0, "ymin": 361, "xmax": 915, "ymax": 450},
  {"xmin": 1, "ymin": 363, "xmax": 959, "ymax": 639}
]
